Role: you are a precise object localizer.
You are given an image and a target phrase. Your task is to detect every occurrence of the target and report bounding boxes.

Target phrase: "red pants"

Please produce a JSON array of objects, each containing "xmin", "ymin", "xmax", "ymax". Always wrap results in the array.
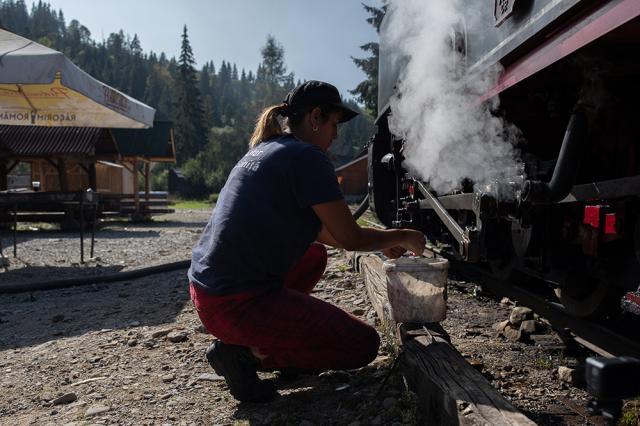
[{"xmin": 189, "ymin": 243, "xmax": 380, "ymax": 370}]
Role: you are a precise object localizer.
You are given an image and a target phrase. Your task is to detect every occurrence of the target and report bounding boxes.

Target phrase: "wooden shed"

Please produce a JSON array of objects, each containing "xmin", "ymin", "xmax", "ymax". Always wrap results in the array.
[
  {"xmin": 0, "ymin": 121, "xmax": 176, "ymax": 218},
  {"xmin": 0, "ymin": 125, "xmax": 119, "ymax": 192}
]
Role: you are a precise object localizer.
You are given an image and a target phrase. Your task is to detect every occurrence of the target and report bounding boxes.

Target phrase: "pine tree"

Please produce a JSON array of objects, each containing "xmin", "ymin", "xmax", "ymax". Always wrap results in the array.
[
  {"xmin": 256, "ymin": 35, "xmax": 293, "ymax": 106},
  {"xmin": 172, "ymin": 25, "xmax": 207, "ymax": 163},
  {"xmin": 350, "ymin": 3, "xmax": 387, "ymax": 114},
  {"xmin": 127, "ymin": 34, "xmax": 147, "ymax": 100},
  {"xmin": 260, "ymin": 35, "xmax": 291, "ymax": 84}
]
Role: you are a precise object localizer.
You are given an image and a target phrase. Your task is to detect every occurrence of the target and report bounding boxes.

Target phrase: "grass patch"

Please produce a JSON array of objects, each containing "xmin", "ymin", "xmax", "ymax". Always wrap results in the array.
[
  {"xmin": 621, "ymin": 400, "xmax": 640, "ymax": 426},
  {"xmin": 620, "ymin": 410, "xmax": 638, "ymax": 426},
  {"xmin": 534, "ymin": 357, "xmax": 553, "ymax": 370},
  {"xmin": 173, "ymin": 200, "xmax": 212, "ymax": 210}
]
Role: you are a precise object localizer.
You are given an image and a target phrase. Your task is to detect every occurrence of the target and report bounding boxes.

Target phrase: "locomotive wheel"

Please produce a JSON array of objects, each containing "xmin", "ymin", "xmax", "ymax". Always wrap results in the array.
[
  {"xmin": 367, "ymin": 120, "xmax": 396, "ymax": 228},
  {"xmin": 487, "ymin": 220, "xmax": 531, "ymax": 280},
  {"xmin": 554, "ymin": 261, "xmax": 614, "ymax": 318}
]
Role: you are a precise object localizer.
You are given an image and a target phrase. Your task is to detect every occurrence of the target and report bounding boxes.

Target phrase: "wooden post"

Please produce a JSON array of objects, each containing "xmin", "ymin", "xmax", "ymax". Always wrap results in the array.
[
  {"xmin": 88, "ymin": 163, "xmax": 97, "ymax": 191},
  {"xmin": 144, "ymin": 162, "xmax": 150, "ymax": 217},
  {"xmin": 56, "ymin": 158, "xmax": 68, "ymax": 192},
  {"xmin": 358, "ymin": 253, "xmax": 536, "ymax": 426},
  {"xmin": 144, "ymin": 162, "xmax": 150, "ymax": 201},
  {"xmin": 0, "ymin": 160, "xmax": 7, "ymax": 191},
  {"xmin": 360, "ymin": 254, "xmax": 399, "ymax": 348},
  {"xmin": 133, "ymin": 158, "xmax": 140, "ymax": 215}
]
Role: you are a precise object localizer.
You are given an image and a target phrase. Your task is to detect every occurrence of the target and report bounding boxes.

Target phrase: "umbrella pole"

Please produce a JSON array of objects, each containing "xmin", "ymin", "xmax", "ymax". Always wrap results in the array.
[
  {"xmin": 13, "ymin": 203, "xmax": 17, "ymax": 257},
  {"xmin": 80, "ymin": 193, "xmax": 84, "ymax": 264}
]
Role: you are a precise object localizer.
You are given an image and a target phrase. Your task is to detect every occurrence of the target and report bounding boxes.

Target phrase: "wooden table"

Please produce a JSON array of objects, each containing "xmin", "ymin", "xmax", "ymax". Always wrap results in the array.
[{"xmin": 0, "ymin": 191, "xmax": 99, "ymax": 263}]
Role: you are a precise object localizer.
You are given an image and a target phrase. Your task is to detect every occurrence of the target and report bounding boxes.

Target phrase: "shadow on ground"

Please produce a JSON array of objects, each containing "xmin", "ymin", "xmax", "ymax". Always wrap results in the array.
[
  {"xmin": 0, "ymin": 264, "xmax": 125, "ymax": 284},
  {"xmin": 101, "ymin": 219, "xmax": 208, "ymax": 230},
  {"xmin": 0, "ymin": 269, "xmax": 190, "ymax": 351},
  {"xmin": 227, "ymin": 367, "xmax": 411, "ymax": 425}
]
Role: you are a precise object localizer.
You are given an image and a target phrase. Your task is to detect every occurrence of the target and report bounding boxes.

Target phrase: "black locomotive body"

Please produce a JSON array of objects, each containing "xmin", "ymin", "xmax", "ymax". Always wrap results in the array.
[{"xmin": 369, "ymin": 0, "xmax": 640, "ymax": 317}]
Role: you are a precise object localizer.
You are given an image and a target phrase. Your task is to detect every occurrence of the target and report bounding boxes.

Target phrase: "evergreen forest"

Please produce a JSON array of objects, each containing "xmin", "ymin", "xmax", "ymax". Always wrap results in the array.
[{"xmin": 0, "ymin": 1, "xmax": 382, "ymax": 197}]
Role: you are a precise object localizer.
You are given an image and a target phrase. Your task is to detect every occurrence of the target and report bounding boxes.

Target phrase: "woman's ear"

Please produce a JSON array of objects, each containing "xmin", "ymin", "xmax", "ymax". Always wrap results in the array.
[{"xmin": 309, "ymin": 107, "xmax": 323, "ymax": 127}]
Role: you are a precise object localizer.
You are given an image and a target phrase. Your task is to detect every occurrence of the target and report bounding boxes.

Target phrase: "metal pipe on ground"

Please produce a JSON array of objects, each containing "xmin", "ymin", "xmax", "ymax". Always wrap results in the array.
[
  {"xmin": 0, "ymin": 260, "xmax": 190, "ymax": 294},
  {"xmin": 0, "ymin": 197, "xmax": 372, "ymax": 294}
]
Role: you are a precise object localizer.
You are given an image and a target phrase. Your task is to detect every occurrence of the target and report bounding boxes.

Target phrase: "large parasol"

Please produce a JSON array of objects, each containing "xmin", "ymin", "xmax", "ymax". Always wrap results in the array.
[{"xmin": 0, "ymin": 29, "xmax": 155, "ymax": 128}]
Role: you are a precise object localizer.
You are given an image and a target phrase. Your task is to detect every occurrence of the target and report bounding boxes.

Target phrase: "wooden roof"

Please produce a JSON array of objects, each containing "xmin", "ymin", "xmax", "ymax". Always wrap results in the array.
[{"xmin": 110, "ymin": 121, "xmax": 176, "ymax": 162}]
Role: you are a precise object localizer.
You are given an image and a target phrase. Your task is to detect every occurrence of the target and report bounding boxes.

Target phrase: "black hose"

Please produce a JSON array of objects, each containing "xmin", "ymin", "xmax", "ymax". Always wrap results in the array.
[
  {"xmin": 1, "ymin": 196, "xmax": 372, "ymax": 294},
  {"xmin": 523, "ymin": 106, "xmax": 589, "ymax": 204},
  {"xmin": 352, "ymin": 194, "xmax": 370, "ymax": 220},
  {"xmin": 0, "ymin": 260, "xmax": 190, "ymax": 294}
]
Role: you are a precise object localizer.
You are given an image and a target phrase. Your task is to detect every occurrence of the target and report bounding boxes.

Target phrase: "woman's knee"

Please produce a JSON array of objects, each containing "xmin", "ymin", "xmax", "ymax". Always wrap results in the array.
[
  {"xmin": 360, "ymin": 325, "xmax": 381, "ymax": 364},
  {"xmin": 308, "ymin": 242, "xmax": 328, "ymax": 273}
]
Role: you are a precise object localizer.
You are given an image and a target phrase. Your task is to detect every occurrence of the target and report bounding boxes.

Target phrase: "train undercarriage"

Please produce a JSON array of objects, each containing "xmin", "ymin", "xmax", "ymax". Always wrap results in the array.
[{"xmin": 369, "ymin": 4, "xmax": 640, "ymax": 318}]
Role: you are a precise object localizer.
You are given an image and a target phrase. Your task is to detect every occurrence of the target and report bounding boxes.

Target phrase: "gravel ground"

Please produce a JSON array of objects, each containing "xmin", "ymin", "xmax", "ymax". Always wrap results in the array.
[{"xmin": 0, "ymin": 208, "xmax": 635, "ymax": 425}]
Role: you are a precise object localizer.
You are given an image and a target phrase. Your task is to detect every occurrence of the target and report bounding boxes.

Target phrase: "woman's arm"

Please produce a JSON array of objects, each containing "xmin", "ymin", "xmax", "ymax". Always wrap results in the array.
[{"xmin": 312, "ymin": 199, "xmax": 425, "ymax": 254}]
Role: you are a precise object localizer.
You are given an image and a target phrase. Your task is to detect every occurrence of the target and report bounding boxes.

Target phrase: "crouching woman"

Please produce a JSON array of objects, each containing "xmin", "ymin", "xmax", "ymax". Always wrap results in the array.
[{"xmin": 188, "ymin": 81, "xmax": 425, "ymax": 402}]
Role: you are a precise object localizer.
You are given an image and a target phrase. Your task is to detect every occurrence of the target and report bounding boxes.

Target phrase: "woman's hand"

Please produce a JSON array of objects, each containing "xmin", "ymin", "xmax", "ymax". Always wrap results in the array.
[
  {"xmin": 382, "ymin": 246, "xmax": 405, "ymax": 259},
  {"xmin": 400, "ymin": 229, "xmax": 426, "ymax": 255}
]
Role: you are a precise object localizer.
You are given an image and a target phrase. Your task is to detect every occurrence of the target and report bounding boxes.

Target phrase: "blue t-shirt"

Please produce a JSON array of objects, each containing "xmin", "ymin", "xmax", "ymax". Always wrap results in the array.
[{"xmin": 188, "ymin": 134, "xmax": 344, "ymax": 295}]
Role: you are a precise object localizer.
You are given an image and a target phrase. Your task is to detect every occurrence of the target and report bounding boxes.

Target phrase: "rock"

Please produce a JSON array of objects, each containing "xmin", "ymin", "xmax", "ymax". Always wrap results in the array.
[
  {"xmin": 558, "ymin": 366, "xmax": 584, "ymax": 386},
  {"xmin": 503, "ymin": 325, "xmax": 522, "ymax": 342},
  {"xmin": 493, "ymin": 320, "xmax": 510, "ymax": 332},
  {"xmin": 52, "ymin": 392, "xmax": 77, "ymax": 405},
  {"xmin": 352, "ymin": 298, "xmax": 365, "ymax": 305},
  {"xmin": 85, "ymin": 404, "xmax": 110, "ymax": 417},
  {"xmin": 371, "ymin": 355, "xmax": 390, "ymax": 368},
  {"xmin": 500, "ymin": 297, "xmax": 512, "ymax": 305},
  {"xmin": 520, "ymin": 320, "xmax": 537, "ymax": 335},
  {"xmin": 509, "ymin": 307, "xmax": 533, "ymax": 327},
  {"xmin": 371, "ymin": 415, "xmax": 383, "ymax": 425},
  {"xmin": 166, "ymin": 331, "xmax": 188, "ymax": 343},
  {"xmin": 196, "ymin": 373, "xmax": 224, "ymax": 382},
  {"xmin": 161, "ymin": 374, "xmax": 175, "ymax": 383},
  {"xmin": 558, "ymin": 366, "xmax": 574, "ymax": 383},
  {"xmin": 468, "ymin": 359, "xmax": 484, "ymax": 371},
  {"xmin": 193, "ymin": 324, "xmax": 208, "ymax": 334},
  {"xmin": 150, "ymin": 328, "xmax": 174, "ymax": 339},
  {"xmin": 127, "ymin": 339, "xmax": 138, "ymax": 347}
]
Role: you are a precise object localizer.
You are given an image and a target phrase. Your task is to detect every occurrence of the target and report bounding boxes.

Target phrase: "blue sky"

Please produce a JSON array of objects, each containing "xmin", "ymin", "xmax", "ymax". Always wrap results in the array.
[{"xmin": 41, "ymin": 0, "xmax": 383, "ymax": 100}]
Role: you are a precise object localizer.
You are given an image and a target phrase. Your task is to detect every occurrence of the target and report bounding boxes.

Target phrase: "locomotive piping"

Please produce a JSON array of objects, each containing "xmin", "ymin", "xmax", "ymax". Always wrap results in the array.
[{"xmin": 523, "ymin": 106, "xmax": 588, "ymax": 204}]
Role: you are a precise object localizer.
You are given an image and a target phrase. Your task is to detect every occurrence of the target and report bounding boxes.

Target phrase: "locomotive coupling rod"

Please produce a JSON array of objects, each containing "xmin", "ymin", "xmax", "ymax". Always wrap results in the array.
[{"xmin": 415, "ymin": 181, "xmax": 470, "ymax": 258}]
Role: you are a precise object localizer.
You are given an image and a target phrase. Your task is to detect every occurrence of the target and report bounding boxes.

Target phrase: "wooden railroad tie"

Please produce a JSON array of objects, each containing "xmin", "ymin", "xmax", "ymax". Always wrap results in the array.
[{"xmin": 357, "ymin": 253, "xmax": 536, "ymax": 426}]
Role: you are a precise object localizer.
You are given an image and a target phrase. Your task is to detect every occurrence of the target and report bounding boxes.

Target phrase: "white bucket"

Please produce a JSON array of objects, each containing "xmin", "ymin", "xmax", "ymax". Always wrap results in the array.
[{"xmin": 383, "ymin": 256, "xmax": 448, "ymax": 323}]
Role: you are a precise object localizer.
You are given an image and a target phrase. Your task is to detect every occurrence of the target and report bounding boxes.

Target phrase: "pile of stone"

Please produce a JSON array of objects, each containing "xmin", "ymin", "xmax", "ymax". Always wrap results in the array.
[{"xmin": 493, "ymin": 306, "xmax": 540, "ymax": 342}]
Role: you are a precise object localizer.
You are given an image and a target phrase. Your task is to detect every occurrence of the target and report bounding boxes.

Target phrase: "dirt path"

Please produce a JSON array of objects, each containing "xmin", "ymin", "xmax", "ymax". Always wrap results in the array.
[
  {"xmin": 0, "ymin": 210, "xmax": 412, "ymax": 425},
  {"xmin": 0, "ymin": 209, "xmax": 627, "ymax": 425}
]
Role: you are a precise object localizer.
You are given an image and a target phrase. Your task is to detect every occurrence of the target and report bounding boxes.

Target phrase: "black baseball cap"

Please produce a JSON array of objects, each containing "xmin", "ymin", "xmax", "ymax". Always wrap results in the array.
[{"xmin": 283, "ymin": 80, "xmax": 359, "ymax": 123}]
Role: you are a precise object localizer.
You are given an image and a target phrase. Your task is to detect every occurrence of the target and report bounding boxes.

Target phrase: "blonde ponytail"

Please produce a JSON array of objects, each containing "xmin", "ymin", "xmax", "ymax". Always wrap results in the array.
[{"xmin": 249, "ymin": 104, "xmax": 287, "ymax": 147}]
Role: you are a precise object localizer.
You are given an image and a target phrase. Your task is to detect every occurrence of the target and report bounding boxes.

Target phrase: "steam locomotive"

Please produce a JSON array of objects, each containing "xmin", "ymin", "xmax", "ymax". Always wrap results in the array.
[{"xmin": 368, "ymin": 0, "xmax": 640, "ymax": 317}]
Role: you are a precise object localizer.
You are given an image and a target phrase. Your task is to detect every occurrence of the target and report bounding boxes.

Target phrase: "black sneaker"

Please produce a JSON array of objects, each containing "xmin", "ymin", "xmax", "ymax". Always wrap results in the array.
[{"xmin": 205, "ymin": 341, "xmax": 277, "ymax": 403}]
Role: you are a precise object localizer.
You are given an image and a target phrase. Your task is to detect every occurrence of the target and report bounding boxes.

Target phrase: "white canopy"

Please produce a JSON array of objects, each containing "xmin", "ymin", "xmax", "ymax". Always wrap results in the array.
[{"xmin": 0, "ymin": 29, "xmax": 155, "ymax": 128}]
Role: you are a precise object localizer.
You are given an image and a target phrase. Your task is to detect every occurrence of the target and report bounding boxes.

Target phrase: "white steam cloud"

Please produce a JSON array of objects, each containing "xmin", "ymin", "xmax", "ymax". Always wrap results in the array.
[{"xmin": 383, "ymin": 0, "xmax": 523, "ymax": 194}]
